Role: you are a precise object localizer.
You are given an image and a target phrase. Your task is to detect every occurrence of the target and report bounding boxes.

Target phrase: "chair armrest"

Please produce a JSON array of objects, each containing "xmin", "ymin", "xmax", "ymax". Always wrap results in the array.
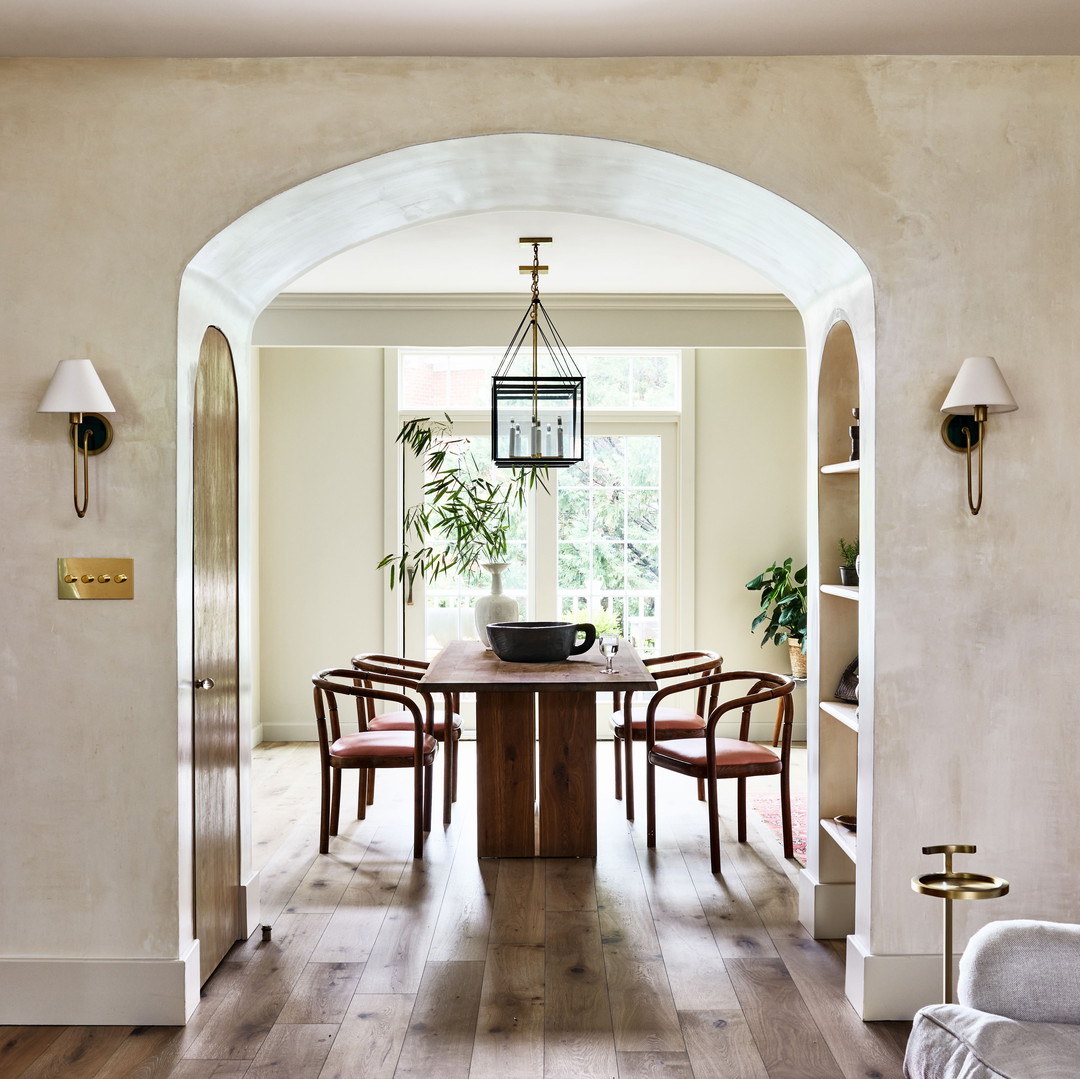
[{"xmin": 958, "ymin": 919, "xmax": 1080, "ymax": 1024}]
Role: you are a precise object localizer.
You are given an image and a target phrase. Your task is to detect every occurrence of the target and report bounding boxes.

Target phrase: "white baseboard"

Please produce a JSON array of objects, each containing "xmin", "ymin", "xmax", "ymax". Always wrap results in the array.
[
  {"xmin": 797, "ymin": 868, "xmax": 856, "ymax": 939},
  {"xmin": 250, "ymin": 721, "xmax": 265, "ymax": 747},
  {"xmin": 240, "ymin": 869, "xmax": 261, "ymax": 937},
  {"xmin": 0, "ymin": 940, "xmax": 202, "ymax": 1025},
  {"xmin": 845, "ymin": 934, "xmax": 947, "ymax": 1020}
]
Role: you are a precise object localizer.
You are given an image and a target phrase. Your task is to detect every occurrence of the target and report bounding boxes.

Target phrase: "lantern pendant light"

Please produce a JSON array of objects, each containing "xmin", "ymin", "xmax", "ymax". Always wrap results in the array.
[{"xmin": 491, "ymin": 238, "xmax": 584, "ymax": 468}]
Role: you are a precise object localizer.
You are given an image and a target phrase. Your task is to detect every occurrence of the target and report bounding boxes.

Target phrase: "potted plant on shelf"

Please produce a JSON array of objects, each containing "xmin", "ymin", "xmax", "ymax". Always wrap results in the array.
[
  {"xmin": 746, "ymin": 557, "xmax": 808, "ymax": 678},
  {"xmin": 377, "ymin": 415, "xmax": 547, "ymax": 646},
  {"xmin": 838, "ymin": 537, "xmax": 859, "ymax": 586}
]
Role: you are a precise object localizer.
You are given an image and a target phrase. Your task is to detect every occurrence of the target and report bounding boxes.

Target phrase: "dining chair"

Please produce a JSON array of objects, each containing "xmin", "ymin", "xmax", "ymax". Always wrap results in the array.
[
  {"xmin": 312, "ymin": 667, "xmax": 438, "ymax": 858},
  {"xmin": 611, "ymin": 649, "xmax": 723, "ymax": 820},
  {"xmin": 350, "ymin": 652, "xmax": 462, "ymax": 825},
  {"xmin": 645, "ymin": 669, "xmax": 795, "ymax": 872}
]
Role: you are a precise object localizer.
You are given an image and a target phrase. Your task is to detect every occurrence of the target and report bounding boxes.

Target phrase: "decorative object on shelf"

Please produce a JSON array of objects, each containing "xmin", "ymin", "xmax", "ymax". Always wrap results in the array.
[
  {"xmin": 473, "ymin": 562, "xmax": 519, "ymax": 647},
  {"xmin": 940, "ymin": 355, "xmax": 1018, "ymax": 516},
  {"xmin": 838, "ymin": 537, "xmax": 860, "ymax": 586},
  {"xmin": 37, "ymin": 358, "xmax": 116, "ymax": 518},
  {"xmin": 492, "ymin": 237, "xmax": 584, "ymax": 469},
  {"xmin": 377, "ymin": 415, "xmax": 546, "ymax": 603},
  {"xmin": 912, "ymin": 844, "xmax": 1009, "ymax": 1004},
  {"xmin": 746, "ymin": 557, "xmax": 808, "ymax": 677},
  {"xmin": 833, "ymin": 814, "xmax": 857, "ymax": 832},
  {"xmin": 849, "ymin": 406, "xmax": 860, "ymax": 461},
  {"xmin": 487, "ymin": 620, "xmax": 596, "ymax": 663},
  {"xmin": 834, "ymin": 656, "xmax": 859, "ymax": 703}
]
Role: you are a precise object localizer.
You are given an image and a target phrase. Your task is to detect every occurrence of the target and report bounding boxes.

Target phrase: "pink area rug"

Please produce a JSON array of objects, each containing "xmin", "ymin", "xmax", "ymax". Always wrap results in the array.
[{"xmin": 750, "ymin": 792, "xmax": 807, "ymax": 865}]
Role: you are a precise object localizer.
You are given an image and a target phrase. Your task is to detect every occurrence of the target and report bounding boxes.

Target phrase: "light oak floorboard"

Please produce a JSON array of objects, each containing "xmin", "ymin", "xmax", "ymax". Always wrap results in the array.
[{"xmin": 0, "ymin": 742, "xmax": 910, "ymax": 1079}]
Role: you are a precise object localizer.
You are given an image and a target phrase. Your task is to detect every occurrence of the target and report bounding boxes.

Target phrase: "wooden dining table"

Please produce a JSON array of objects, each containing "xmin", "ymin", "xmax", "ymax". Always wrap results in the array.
[{"xmin": 420, "ymin": 638, "xmax": 655, "ymax": 857}]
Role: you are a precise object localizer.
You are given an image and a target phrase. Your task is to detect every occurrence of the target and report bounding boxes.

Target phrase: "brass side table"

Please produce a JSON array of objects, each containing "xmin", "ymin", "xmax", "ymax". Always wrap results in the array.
[{"xmin": 912, "ymin": 844, "xmax": 1009, "ymax": 1003}]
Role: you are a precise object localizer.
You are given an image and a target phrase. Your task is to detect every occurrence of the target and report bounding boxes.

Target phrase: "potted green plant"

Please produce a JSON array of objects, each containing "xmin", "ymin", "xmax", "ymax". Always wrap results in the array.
[
  {"xmin": 838, "ymin": 537, "xmax": 859, "ymax": 586},
  {"xmin": 377, "ymin": 415, "xmax": 546, "ymax": 644},
  {"xmin": 745, "ymin": 557, "xmax": 808, "ymax": 678}
]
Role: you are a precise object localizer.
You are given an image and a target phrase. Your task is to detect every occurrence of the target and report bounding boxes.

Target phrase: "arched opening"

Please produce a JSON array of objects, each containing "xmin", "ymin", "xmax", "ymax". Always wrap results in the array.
[{"xmin": 176, "ymin": 132, "xmax": 873, "ymax": 985}]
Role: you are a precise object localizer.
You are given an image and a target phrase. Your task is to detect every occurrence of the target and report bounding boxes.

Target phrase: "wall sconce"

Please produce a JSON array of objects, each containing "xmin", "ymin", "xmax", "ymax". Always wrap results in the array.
[
  {"xmin": 940, "ymin": 355, "xmax": 1017, "ymax": 516},
  {"xmin": 37, "ymin": 358, "xmax": 115, "ymax": 518}
]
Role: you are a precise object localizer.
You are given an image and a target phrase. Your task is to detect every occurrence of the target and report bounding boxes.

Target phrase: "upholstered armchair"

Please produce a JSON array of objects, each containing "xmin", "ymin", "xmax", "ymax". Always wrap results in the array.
[{"xmin": 905, "ymin": 919, "xmax": 1080, "ymax": 1078}]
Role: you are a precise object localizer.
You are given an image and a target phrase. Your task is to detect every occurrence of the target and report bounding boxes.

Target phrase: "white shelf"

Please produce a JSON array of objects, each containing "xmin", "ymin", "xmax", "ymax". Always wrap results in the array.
[
  {"xmin": 820, "ymin": 584, "xmax": 860, "ymax": 601},
  {"xmin": 820, "ymin": 700, "xmax": 859, "ymax": 732},
  {"xmin": 820, "ymin": 460, "xmax": 860, "ymax": 474},
  {"xmin": 820, "ymin": 817, "xmax": 858, "ymax": 863}
]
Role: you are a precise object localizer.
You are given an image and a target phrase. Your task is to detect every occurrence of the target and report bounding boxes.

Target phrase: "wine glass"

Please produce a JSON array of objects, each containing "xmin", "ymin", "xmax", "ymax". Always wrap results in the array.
[{"xmin": 600, "ymin": 634, "xmax": 619, "ymax": 674}]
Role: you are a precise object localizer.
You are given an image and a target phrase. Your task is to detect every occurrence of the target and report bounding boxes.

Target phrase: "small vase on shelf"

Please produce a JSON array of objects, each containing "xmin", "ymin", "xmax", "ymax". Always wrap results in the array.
[{"xmin": 474, "ymin": 562, "xmax": 519, "ymax": 648}]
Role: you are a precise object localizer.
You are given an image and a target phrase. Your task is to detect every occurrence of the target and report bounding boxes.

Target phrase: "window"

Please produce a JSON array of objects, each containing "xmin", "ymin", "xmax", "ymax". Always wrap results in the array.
[{"xmin": 392, "ymin": 349, "xmax": 688, "ymax": 667}]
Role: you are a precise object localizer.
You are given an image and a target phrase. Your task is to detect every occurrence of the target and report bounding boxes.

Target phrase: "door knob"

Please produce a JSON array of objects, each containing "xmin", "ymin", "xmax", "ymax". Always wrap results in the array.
[{"xmin": 195, "ymin": 677, "xmax": 215, "ymax": 690}]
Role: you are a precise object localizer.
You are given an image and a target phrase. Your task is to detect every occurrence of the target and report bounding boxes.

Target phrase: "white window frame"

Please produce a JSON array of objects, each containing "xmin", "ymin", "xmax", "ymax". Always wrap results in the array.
[{"xmin": 383, "ymin": 348, "xmax": 695, "ymax": 666}]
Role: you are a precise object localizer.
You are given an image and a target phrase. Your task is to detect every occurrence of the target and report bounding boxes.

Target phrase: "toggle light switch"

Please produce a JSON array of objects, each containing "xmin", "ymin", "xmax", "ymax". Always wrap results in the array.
[{"xmin": 57, "ymin": 558, "xmax": 134, "ymax": 599}]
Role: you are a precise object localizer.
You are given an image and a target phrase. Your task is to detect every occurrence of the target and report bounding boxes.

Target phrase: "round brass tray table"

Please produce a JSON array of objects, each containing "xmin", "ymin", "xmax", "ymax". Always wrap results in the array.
[{"xmin": 912, "ymin": 845, "xmax": 1009, "ymax": 1003}]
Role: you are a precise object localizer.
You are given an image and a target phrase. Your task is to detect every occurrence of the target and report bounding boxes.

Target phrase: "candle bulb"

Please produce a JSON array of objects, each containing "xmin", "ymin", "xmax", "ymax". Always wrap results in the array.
[
  {"xmin": 556, "ymin": 415, "xmax": 564, "ymax": 457},
  {"xmin": 531, "ymin": 419, "xmax": 541, "ymax": 456},
  {"xmin": 544, "ymin": 423, "xmax": 552, "ymax": 457},
  {"xmin": 508, "ymin": 418, "xmax": 517, "ymax": 457}
]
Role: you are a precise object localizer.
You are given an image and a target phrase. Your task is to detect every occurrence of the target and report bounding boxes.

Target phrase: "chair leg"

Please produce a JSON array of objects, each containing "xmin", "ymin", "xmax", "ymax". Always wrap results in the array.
[
  {"xmin": 367, "ymin": 770, "xmax": 376, "ymax": 806},
  {"xmin": 736, "ymin": 777, "xmax": 747, "ymax": 842},
  {"xmin": 319, "ymin": 765, "xmax": 331, "ymax": 854},
  {"xmin": 330, "ymin": 768, "xmax": 342, "ymax": 837},
  {"xmin": 423, "ymin": 759, "xmax": 434, "ymax": 834},
  {"xmin": 623, "ymin": 733, "xmax": 636, "ymax": 820},
  {"xmin": 613, "ymin": 731, "xmax": 623, "ymax": 800},
  {"xmin": 646, "ymin": 755, "xmax": 657, "ymax": 848},
  {"xmin": 707, "ymin": 770, "xmax": 722, "ymax": 873},
  {"xmin": 356, "ymin": 769, "xmax": 368, "ymax": 821},
  {"xmin": 779, "ymin": 769, "xmax": 793, "ymax": 859},
  {"xmin": 413, "ymin": 763, "xmax": 425, "ymax": 859},
  {"xmin": 442, "ymin": 732, "xmax": 453, "ymax": 826},
  {"xmin": 451, "ymin": 731, "xmax": 459, "ymax": 803},
  {"xmin": 697, "ymin": 778, "xmax": 706, "ymax": 802}
]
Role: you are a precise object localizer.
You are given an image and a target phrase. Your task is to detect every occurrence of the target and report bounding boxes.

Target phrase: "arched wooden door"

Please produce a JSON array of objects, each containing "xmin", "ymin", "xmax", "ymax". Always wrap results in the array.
[{"xmin": 192, "ymin": 326, "xmax": 241, "ymax": 983}]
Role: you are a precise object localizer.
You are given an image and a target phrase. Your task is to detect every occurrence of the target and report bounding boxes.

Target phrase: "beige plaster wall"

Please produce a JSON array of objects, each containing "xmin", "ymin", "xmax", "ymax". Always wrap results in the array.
[{"xmin": 1, "ymin": 56, "xmax": 1077, "ymax": 1018}]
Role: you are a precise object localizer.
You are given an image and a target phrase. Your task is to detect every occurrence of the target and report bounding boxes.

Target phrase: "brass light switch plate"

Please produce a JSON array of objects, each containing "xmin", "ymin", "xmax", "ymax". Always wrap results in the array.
[{"xmin": 58, "ymin": 558, "xmax": 134, "ymax": 599}]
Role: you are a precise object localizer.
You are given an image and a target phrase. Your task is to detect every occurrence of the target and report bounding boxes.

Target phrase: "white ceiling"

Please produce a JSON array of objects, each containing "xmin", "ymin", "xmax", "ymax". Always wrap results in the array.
[
  {"xmin": 10, "ymin": 0, "xmax": 1073, "ymax": 297},
  {"xmin": 284, "ymin": 212, "xmax": 781, "ymax": 295},
  {"xmin": 4, "ymin": 0, "xmax": 1080, "ymax": 57}
]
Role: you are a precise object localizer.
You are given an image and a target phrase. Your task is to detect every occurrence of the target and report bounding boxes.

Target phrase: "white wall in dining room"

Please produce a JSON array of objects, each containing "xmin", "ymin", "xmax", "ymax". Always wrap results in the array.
[
  {"xmin": 256, "ymin": 346, "xmax": 388, "ymax": 744},
  {"xmin": 254, "ymin": 318, "xmax": 806, "ymax": 744}
]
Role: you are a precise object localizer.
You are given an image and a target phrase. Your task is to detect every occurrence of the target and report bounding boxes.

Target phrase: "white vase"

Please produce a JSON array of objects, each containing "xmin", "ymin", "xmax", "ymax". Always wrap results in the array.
[{"xmin": 474, "ymin": 562, "xmax": 519, "ymax": 647}]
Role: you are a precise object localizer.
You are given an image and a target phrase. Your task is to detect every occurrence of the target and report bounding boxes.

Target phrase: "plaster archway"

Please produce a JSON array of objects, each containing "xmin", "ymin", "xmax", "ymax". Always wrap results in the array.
[{"xmin": 175, "ymin": 131, "xmax": 874, "ymax": 989}]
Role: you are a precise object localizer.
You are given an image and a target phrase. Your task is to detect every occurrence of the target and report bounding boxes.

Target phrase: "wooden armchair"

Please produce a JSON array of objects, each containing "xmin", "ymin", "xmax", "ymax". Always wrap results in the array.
[
  {"xmin": 312, "ymin": 667, "xmax": 438, "ymax": 858},
  {"xmin": 610, "ymin": 649, "xmax": 722, "ymax": 820},
  {"xmin": 645, "ymin": 669, "xmax": 795, "ymax": 872}
]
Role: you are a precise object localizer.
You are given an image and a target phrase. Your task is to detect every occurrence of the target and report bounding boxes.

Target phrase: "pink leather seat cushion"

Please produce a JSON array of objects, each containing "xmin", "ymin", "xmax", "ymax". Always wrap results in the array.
[
  {"xmin": 652, "ymin": 737, "xmax": 779, "ymax": 770},
  {"xmin": 610, "ymin": 706, "xmax": 705, "ymax": 733},
  {"xmin": 330, "ymin": 731, "xmax": 437, "ymax": 759},
  {"xmin": 367, "ymin": 709, "xmax": 462, "ymax": 737}
]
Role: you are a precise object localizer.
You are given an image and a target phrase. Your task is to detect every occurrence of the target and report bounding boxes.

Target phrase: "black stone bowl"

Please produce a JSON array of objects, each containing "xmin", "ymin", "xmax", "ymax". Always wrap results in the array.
[{"xmin": 486, "ymin": 621, "xmax": 597, "ymax": 663}]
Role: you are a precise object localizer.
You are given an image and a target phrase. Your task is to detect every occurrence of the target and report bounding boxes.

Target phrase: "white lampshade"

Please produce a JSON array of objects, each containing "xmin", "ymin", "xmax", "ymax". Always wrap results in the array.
[
  {"xmin": 940, "ymin": 355, "xmax": 1018, "ymax": 415},
  {"xmin": 38, "ymin": 358, "xmax": 115, "ymax": 414}
]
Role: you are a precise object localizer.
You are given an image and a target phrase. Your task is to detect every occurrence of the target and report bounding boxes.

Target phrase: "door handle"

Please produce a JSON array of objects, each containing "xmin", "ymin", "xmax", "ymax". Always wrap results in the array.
[{"xmin": 195, "ymin": 677, "xmax": 215, "ymax": 690}]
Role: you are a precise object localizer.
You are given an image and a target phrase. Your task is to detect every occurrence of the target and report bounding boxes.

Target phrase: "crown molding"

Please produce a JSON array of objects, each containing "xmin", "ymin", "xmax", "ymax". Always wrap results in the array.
[{"xmin": 267, "ymin": 292, "xmax": 795, "ymax": 311}]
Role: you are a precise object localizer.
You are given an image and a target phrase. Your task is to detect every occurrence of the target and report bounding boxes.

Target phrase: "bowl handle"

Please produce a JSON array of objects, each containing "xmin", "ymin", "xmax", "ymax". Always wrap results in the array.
[{"xmin": 570, "ymin": 623, "xmax": 597, "ymax": 655}]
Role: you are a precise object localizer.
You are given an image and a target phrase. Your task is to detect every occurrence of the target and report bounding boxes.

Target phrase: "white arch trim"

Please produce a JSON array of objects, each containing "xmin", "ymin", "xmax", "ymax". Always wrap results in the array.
[{"xmin": 174, "ymin": 132, "xmax": 873, "ymax": 1019}]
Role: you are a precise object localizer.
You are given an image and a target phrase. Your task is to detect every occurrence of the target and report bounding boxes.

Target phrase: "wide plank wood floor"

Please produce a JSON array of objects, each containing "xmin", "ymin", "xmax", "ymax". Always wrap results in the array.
[{"xmin": 1, "ymin": 740, "xmax": 910, "ymax": 1078}]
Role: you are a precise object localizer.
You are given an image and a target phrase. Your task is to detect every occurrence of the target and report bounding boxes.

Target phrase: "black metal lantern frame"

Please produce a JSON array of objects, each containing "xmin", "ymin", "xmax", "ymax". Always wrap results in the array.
[{"xmin": 492, "ymin": 239, "xmax": 585, "ymax": 468}]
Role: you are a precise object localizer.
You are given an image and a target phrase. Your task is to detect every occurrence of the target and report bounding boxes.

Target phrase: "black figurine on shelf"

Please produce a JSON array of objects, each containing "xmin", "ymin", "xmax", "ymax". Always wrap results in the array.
[{"xmin": 849, "ymin": 407, "xmax": 860, "ymax": 461}]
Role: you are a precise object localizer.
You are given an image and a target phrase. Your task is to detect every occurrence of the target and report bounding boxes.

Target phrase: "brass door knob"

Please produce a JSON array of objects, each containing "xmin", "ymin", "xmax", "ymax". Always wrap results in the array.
[{"xmin": 195, "ymin": 678, "xmax": 215, "ymax": 690}]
